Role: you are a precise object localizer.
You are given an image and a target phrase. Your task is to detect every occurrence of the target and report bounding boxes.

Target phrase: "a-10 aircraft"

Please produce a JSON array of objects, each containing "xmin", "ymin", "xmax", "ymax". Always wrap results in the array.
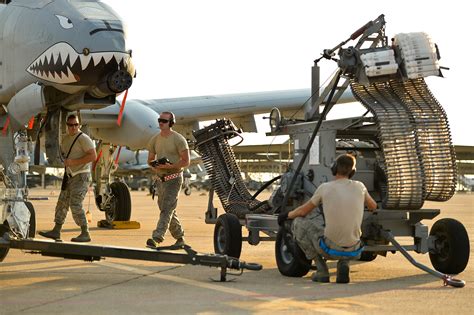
[
  {"xmin": 1, "ymin": 1, "xmax": 466, "ymax": 287},
  {"xmin": 0, "ymin": 0, "xmax": 354, "ymax": 225}
]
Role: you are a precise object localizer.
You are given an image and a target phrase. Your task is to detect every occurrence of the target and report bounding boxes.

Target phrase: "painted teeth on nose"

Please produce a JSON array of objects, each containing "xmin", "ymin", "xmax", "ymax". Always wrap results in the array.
[
  {"xmin": 103, "ymin": 52, "xmax": 114, "ymax": 64},
  {"xmin": 66, "ymin": 67, "xmax": 75, "ymax": 81},
  {"xmin": 113, "ymin": 52, "xmax": 124, "ymax": 65},
  {"xmin": 92, "ymin": 54, "xmax": 102, "ymax": 66},
  {"xmin": 52, "ymin": 52, "xmax": 60, "ymax": 64},
  {"xmin": 79, "ymin": 54, "xmax": 91, "ymax": 70}
]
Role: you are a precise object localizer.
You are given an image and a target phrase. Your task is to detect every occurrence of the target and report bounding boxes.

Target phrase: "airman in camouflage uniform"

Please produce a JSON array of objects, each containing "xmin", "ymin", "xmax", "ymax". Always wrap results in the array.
[
  {"xmin": 39, "ymin": 114, "xmax": 96, "ymax": 242},
  {"xmin": 146, "ymin": 112, "xmax": 190, "ymax": 247},
  {"xmin": 281, "ymin": 154, "xmax": 377, "ymax": 283}
]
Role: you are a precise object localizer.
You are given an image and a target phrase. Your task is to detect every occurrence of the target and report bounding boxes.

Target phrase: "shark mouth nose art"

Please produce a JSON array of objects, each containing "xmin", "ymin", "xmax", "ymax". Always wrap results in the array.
[{"xmin": 27, "ymin": 42, "xmax": 130, "ymax": 84}]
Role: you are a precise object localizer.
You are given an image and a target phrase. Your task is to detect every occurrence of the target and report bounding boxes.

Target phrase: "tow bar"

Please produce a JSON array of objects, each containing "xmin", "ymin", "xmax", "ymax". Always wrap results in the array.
[
  {"xmin": 1, "ymin": 236, "xmax": 262, "ymax": 282},
  {"xmin": 380, "ymin": 230, "xmax": 465, "ymax": 288}
]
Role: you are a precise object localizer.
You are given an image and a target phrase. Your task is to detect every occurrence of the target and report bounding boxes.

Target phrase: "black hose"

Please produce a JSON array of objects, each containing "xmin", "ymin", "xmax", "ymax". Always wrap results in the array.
[
  {"xmin": 381, "ymin": 229, "xmax": 465, "ymax": 288},
  {"xmin": 250, "ymin": 175, "xmax": 282, "ymax": 200},
  {"xmin": 278, "ymin": 71, "xmax": 342, "ymax": 214}
]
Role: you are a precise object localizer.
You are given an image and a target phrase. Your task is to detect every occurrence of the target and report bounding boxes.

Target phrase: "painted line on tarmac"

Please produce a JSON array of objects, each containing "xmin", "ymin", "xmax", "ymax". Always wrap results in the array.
[
  {"xmin": 102, "ymin": 261, "xmax": 276, "ymax": 300},
  {"xmin": 101, "ymin": 261, "xmax": 365, "ymax": 314}
]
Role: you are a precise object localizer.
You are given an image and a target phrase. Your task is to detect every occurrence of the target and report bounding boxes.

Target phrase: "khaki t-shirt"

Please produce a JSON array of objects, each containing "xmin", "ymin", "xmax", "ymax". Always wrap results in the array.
[
  {"xmin": 310, "ymin": 179, "xmax": 369, "ymax": 247},
  {"xmin": 147, "ymin": 131, "xmax": 189, "ymax": 176},
  {"xmin": 61, "ymin": 132, "xmax": 95, "ymax": 176}
]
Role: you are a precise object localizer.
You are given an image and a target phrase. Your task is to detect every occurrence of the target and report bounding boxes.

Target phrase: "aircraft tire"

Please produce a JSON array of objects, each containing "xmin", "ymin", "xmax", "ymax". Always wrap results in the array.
[
  {"xmin": 25, "ymin": 201, "xmax": 36, "ymax": 237},
  {"xmin": 108, "ymin": 182, "xmax": 132, "ymax": 222},
  {"xmin": 429, "ymin": 218, "xmax": 470, "ymax": 274},
  {"xmin": 0, "ymin": 223, "xmax": 10, "ymax": 262},
  {"xmin": 214, "ymin": 213, "xmax": 242, "ymax": 258},
  {"xmin": 275, "ymin": 227, "xmax": 311, "ymax": 277}
]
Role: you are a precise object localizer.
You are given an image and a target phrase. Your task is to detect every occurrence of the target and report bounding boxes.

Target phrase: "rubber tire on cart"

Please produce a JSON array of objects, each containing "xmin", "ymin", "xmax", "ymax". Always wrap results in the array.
[
  {"xmin": 184, "ymin": 187, "xmax": 191, "ymax": 196},
  {"xmin": 214, "ymin": 213, "xmax": 242, "ymax": 258},
  {"xmin": 359, "ymin": 251, "xmax": 377, "ymax": 262},
  {"xmin": 429, "ymin": 218, "xmax": 470, "ymax": 274},
  {"xmin": 25, "ymin": 201, "xmax": 36, "ymax": 237},
  {"xmin": 275, "ymin": 227, "xmax": 311, "ymax": 277},
  {"xmin": 107, "ymin": 182, "xmax": 131, "ymax": 222}
]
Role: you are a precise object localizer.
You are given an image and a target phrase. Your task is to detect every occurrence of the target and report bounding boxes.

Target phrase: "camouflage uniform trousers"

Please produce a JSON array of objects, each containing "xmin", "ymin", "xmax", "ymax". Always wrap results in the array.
[
  {"xmin": 291, "ymin": 207, "xmax": 361, "ymax": 261},
  {"xmin": 54, "ymin": 173, "xmax": 90, "ymax": 227},
  {"xmin": 291, "ymin": 207, "xmax": 326, "ymax": 260},
  {"xmin": 152, "ymin": 174, "xmax": 184, "ymax": 241}
]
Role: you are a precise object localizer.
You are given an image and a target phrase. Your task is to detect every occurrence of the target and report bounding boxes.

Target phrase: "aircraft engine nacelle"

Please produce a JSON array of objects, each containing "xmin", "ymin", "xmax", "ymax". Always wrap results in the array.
[
  {"xmin": 7, "ymin": 83, "xmax": 45, "ymax": 132},
  {"xmin": 82, "ymin": 101, "xmax": 159, "ymax": 150}
]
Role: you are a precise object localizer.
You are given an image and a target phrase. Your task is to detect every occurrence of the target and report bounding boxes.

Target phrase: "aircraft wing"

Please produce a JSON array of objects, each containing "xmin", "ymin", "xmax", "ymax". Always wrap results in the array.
[{"xmin": 82, "ymin": 88, "xmax": 355, "ymax": 150}]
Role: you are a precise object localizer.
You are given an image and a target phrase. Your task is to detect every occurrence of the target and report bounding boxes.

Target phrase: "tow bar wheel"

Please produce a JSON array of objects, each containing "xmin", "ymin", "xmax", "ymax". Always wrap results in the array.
[
  {"xmin": 213, "ymin": 213, "xmax": 242, "ymax": 258},
  {"xmin": 429, "ymin": 218, "xmax": 470, "ymax": 274},
  {"xmin": 275, "ymin": 227, "xmax": 311, "ymax": 277}
]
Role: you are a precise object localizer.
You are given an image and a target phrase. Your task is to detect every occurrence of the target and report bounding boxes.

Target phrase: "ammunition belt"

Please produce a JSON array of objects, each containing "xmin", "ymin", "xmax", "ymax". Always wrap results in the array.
[
  {"xmin": 193, "ymin": 120, "xmax": 270, "ymax": 218},
  {"xmin": 350, "ymin": 78, "xmax": 456, "ymax": 209}
]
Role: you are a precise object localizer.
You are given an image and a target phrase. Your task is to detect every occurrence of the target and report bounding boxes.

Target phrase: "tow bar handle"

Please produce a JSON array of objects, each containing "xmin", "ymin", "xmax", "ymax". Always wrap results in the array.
[
  {"xmin": 241, "ymin": 262, "xmax": 263, "ymax": 271},
  {"xmin": 227, "ymin": 257, "xmax": 263, "ymax": 271}
]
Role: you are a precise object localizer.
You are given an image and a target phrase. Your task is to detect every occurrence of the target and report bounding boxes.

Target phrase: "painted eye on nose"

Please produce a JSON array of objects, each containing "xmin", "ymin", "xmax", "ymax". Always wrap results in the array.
[{"xmin": 55, "ymin": 15, "xmax": 73, "ymax": 29}]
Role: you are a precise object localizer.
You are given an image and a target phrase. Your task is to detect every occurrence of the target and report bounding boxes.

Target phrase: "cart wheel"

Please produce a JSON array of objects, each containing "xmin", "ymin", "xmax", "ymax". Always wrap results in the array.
[
  {"xmin": 275, "ymin": 227, "xmax": 311, "ymax": 277},
  {"xmin": 214, "ymin": 213, "xmax": 242, "ymax": 258},
  {"xmin": 107, "ymin": 182, "xmax": 131, "ymax": 222},
  {"xmin": 24, "ymin": 201, "xmax": 36, "ymax": 238},
  {"xmin": 359, "ymin": 251, "xmax": 377, "ymax": 262},
  {"xmin": 429, "ymin": 218, "xmax": 470, "ymax": 274},
  {"xmin": 0, "ymin": 224, "xmax": 10, "ymax": 262},
  {"xmin": 184, "ymin": 187, "xmax": 191, "ymax": 196}
]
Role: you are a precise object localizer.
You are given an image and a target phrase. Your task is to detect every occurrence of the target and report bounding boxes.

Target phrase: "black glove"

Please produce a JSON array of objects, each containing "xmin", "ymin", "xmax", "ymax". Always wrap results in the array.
[
  {"xmin": 277, "ymin": 211, "xmax": 289, "ymax": 226},
  {"xmin": 157, "ymin": 157, "xmax": 171, "ymax": 165},
  {"xmin": 150, "ymin": 157, "xmax": 171, "ymax": 167}
]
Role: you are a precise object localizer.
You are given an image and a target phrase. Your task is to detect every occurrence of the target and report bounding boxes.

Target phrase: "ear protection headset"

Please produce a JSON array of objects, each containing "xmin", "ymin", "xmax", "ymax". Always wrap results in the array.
[
  {"xmin": 161, "ymin": 112, "xmax": 176, "ymax": 127},
  {"xmin": 168, "ymin": 112, "xmax": 175, "ymax": 127},
  {"xmin": 330, "ymin": 162, "xmax": 338, "ymax": 176},
  {"xmin": 331, "ymin": 155, "xmax": 356, "ymax": 179}
]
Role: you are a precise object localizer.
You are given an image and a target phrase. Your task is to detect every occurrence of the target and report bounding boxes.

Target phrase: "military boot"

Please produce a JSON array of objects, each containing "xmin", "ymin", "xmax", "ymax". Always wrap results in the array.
[
  {"xmin": 71, "ymin": 225, "xmax": 91, "ymax": 242},
  {"xmin": 311, "ymin": 254, "xmax": 330, "ymax": 283},
  {"xmin": 146, "ymin": 237, "xmax": 163, "ymax": 247},
  {"xmin": 174, "ymin": 237, "xmax": 186, "ymax": 247},
  {"xmin": 39, "ymin": 223, "xmax": 62, "ymax": 240},
  {"xmin": 336, "ymin": 260, "xmax": 350, "ymax": 283}
]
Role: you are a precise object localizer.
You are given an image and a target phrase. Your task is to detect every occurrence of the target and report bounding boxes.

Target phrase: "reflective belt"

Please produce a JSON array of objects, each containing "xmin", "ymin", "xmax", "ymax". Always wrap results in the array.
[
  {"xmin": 158, "ymin": 172, "xmax": 182, "ymax": 182},
  {"xmin": 319, "ymin": 238, "xmax": 364, "ymax": 257}
]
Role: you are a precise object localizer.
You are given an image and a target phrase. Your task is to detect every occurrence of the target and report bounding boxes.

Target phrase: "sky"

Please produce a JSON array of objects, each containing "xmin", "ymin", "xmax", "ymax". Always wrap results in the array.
[{"xmin": 103, "ymin": 0, "xmax": 472, "ymax": 146}]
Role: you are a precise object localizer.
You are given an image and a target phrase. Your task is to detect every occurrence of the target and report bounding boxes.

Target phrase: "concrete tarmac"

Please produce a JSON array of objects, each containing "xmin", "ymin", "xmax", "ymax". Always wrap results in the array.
[{"xmin": 1, "ymin": 188, "xmax": 472, "ymax": 314}]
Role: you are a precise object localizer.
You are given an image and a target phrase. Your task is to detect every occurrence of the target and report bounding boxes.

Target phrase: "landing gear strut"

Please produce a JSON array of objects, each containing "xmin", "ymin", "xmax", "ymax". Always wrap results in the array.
[{"xmin": 93, "ymin": 142, "xmax": 132, "ymax": 223}]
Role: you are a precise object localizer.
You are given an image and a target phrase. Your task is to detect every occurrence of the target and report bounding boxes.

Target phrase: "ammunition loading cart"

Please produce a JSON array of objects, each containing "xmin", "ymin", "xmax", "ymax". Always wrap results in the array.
[{"xmin": 193, "ymin": 14, "xmax": 469, "ymax": 287}]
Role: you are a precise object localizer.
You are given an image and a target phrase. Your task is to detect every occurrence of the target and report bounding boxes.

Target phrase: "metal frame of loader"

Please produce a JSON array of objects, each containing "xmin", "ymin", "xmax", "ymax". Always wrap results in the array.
[{"xmin": 197, "ymin": 14, "xmax": 469, "ymax": 287}]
